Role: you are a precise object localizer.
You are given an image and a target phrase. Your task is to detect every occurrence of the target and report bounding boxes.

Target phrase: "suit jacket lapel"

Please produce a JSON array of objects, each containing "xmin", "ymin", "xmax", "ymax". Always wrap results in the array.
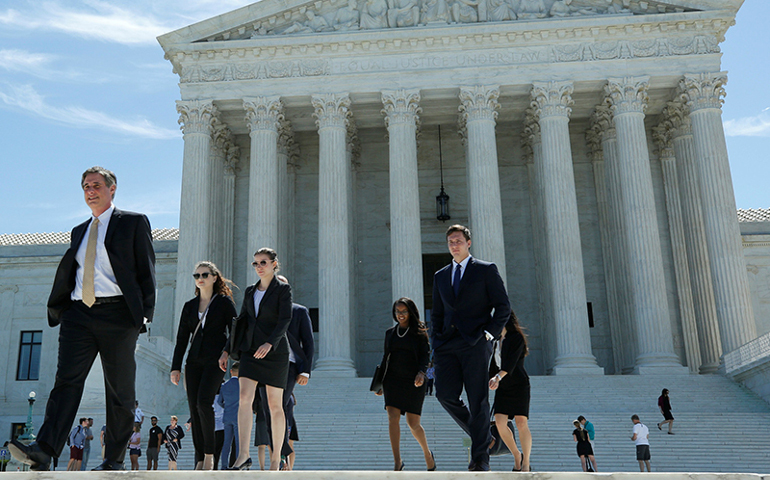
[
  {"xmin": 70, "ymin": 219, "xmax": 90, "ymax": 250},
  {"xmin": 245, "ymin": 285, "xmax": 257, "ymax": 319},
  {"xmin": 457, "ymin": 257, "xmax": 478, "ymax": 298},
  {"xmin": 104, "ymin": 208, "xmax": 121, "ymax": 247}
]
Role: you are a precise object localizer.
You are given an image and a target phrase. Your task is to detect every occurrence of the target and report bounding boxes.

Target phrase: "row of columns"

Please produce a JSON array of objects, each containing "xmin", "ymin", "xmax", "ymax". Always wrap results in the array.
[{"xmin": 173, "ymin": 71, "xmax": 755, "ymax": 376}]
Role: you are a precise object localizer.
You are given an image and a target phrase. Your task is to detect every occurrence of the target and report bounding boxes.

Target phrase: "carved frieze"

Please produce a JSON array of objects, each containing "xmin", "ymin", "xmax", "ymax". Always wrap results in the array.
[
  {"xmin": 178, "ymin": 34, "xmax": 719, "ymax": 84},
  {"xmin": 223, "ymin": 0, "xmax": 691, "ymax": 39}
]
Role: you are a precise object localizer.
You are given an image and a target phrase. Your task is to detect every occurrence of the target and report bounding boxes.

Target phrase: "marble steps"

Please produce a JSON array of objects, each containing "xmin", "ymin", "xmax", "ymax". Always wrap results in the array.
[{"xmin": 156, "ymin": 374, "xmax": 770, "ymax": 472}]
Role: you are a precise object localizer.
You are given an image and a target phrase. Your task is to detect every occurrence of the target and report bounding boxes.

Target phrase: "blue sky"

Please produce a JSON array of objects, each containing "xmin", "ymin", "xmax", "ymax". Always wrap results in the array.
[{"xmin": 0, "ymin": 0, "xmax": 768, "ymax": 235}]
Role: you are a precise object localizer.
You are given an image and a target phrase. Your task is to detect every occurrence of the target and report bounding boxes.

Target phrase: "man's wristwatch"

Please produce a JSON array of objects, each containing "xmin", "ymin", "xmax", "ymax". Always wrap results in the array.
[{"xmin": 494, "ymin": 374, "xmax": 501, "ymax": 381}]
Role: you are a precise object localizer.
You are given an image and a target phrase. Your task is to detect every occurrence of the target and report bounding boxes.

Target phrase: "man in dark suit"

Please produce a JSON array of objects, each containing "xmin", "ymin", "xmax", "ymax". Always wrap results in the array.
[
  {"xmin": 263, "ymin": 275, "xmax": 315, "ymax": 468},
  {"xmin": 10, "ymin": 166, "xmax": 156, "ymax": 471},
  {"xmin": 431, "ymin": 224, "xmax": 510, "ymax": 471}
]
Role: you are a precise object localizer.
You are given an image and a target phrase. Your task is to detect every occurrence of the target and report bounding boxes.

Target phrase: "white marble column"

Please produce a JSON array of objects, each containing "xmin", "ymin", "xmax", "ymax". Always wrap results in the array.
[
  {"xmin": 382, "ymin": 89, "xmax": 424, "ymax": 313},
  {"xmin": 586, "ymin": 124, "xmax": 623, "ymax": 374},
  {"xmin": 531, "ymin": 81, "xmax": 602, "ymax": 375},
  {"xmin": 244, "ymin": 96, "xmax": 284, "ymax": 284},
  {"xmin": 209, "ymin": 122, "xmax": 230, "ymax": 269},
  {"xmin": 277, "ymin": 118, "xmax": 294, "ymax": 276},
  {"xmin": 523, "ymin": 112, "xmax": 556, "ymax": 372},
  {"xmin": 653, "ymin": 124, "xmax": 702, "ymax": 374},
  {"xmin": 680, "ymin": 72, "xmax": 757, "ymax": 353},
  {"xmin": 174, "ymin": 99, "xmax": 217, "ymax": 327},
  {"xmin": 312, "ymin": 93, "xmax": 356, "ymax": 376},
  {"xmin": 592, "ymin": 106, "xmax": 637, "ymax": 373},
  {"xmin": 605, "ymin": 77, "xmax": 685, "ymax": 373},
  {"xmin": 221, "ymin": 145, "xmax": 240, "ymax": 279},
  {"xmin": 458, "ymin": 85, "xmax": 507, "ymax": 283},
  {"xmin": 664, "ymin": 101, "xmax": 722, "ymax": 373}
]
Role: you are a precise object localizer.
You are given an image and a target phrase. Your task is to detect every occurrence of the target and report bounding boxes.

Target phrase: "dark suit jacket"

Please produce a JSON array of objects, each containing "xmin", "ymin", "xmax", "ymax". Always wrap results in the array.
[
  {"xmin": 226, "ymin": 276, "xmax": 292, "ymax": 359},
  {"xmin": 430, "ymin": 256, "xmax": 511, "ymax": 349},
  {"xmin": 171, "ymin": 294, "xmax": 237, "ymax": 371},
  {"xmin": 47, "ymin": 208, "xmax": 156, "ymax": 330},
  {"xmin": 286, "ymin": 303, "xmax": 314, "ymax": 375}
]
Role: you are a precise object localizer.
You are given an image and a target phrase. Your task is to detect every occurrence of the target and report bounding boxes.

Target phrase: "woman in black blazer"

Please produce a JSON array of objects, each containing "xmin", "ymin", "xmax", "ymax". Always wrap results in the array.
[
  {"xmin": 377, "ymin": 297, "xmax": 436, "ymax": 471},
  {"xmin": 170, "ymin": 261, "xmax": 237, "ymax": 470},
  {"xmin": 219, "ymin": 248, "xmax": 292, "ymax": 471}
]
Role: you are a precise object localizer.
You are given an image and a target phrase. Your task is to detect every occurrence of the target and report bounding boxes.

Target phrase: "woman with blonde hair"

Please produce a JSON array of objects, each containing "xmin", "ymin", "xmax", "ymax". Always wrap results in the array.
[{"xmin": 170, "ymin": 261, "xmax": 237, "ymax": 470}]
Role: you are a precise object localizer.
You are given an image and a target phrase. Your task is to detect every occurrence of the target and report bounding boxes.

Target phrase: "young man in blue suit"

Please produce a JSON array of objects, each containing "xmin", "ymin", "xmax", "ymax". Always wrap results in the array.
[
  {"xmin": 431, "ymin": 224, "xmax": 510, "ymax": 471},
  {"xmin": 10, "ymin": 166, "xmax": 155, "ymax": 472}
]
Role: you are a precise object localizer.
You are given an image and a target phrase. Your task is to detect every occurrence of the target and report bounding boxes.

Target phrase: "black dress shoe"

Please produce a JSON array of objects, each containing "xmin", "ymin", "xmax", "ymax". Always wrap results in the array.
[
  {"xmin": 8, "ymin": 440, "xmax": 51, "ymax": 471},
  {"xmin": 92, "ymin": 460, "xmax": 124, "ymax": 471}
]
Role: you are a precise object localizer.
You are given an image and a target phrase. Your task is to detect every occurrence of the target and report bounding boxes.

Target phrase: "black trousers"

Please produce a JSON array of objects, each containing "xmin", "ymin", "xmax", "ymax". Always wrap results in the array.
[
  {"xmin": 260, "ymin": 361, "xmax": 299, "ymax": 457},
  {"xmin": 184, "ymin": 361, "xmax": 225, "ymax": 456},
  {"xmin": 434, "ymin": 334, "xmax": 494, "ymax": 468},
  {"xmin": 213, "ymin": 429, "xmax": 224, "ymax": 469},
  {"xmin": 37, "ymin": 300, "xmax": 139, "ymax": 463}
]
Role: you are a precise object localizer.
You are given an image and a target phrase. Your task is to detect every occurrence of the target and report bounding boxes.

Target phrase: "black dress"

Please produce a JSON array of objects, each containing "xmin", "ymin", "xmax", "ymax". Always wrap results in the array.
[
  {"xmin": 381, "ymin": 325, "xmax": 430, "ymax": 416},
  {"xmin": 658, "ymin": 395, "xmax": 674, "ymax": 420},
  {"xmin": 573, "ymin": 428, "xmax": 593, "ymax": 457},
  {"xmin": 491, "ymin": 329, "xmax": 530, "ymax": 418},
  {"xmin": 226, "ymin": 277, "xmax": 292, "ymax": 389}
]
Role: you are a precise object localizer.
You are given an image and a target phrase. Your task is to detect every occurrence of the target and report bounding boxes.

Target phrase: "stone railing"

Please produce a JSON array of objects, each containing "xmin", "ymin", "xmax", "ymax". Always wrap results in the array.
[{"xmin": 724, "ymin": 331, "xmax": 770, "ymax": 375}]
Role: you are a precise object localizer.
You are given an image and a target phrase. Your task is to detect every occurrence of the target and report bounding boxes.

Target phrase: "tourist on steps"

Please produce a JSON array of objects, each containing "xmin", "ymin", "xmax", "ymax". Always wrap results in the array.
[
  {"xmin": 572, "ymin": 419, "xmax": 597, "ymax": 472},
  {"xmin": 376, "ymin": 297, "xmax": 436, "ymax": 471},
  {"xmin": 657, "ymin": 388, "xmax": 675, "ymax": 434}
]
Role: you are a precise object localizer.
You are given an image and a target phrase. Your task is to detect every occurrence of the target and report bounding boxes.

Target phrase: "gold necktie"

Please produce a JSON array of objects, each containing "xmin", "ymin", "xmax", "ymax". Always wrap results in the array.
[{"xmin": 82, "ymin": 218, "xmax": 100, "ymax": 308}]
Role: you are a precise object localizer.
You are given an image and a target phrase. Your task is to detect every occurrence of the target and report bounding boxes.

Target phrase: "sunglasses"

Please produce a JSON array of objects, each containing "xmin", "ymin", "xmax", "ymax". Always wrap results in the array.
[
  {"xmin": 192, "ymin": 272, "xmax": 214, "ymax": 279},
  {"xmin": 252, "ymin": 260, "xmax": 273, "ymax": 268}
]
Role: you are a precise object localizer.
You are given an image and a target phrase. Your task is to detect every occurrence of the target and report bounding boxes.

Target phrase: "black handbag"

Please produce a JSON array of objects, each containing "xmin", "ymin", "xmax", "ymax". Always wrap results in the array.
[
  {"xmin": 369, "ymin": 354, "xmax": 390, "ymax": 393},
  {"xmin": 489, "ymin": 420, "xmax": 516, "ymax": 456}
]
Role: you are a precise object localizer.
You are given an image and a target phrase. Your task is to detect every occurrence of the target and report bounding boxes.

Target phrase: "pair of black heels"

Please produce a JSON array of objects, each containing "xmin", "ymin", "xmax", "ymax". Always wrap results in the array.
[
  {"xmin": 398, "ymin": 451, "xmax": 437, "ymax": 472},
  {"xmin": 229, "ymin": 458, "xmax": 252, "ymax": 470}
]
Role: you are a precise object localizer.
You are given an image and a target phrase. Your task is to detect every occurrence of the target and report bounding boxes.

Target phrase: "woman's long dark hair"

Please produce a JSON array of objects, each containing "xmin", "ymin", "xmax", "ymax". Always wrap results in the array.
[
  {"xmin": 194, "ymin": 261, "xmax": 234, "ymax": 299},
  {"xmin": 392, "ymin": 297, "xmax": 428, "ymax": 339},
  {"xmin": 505, "ymin": 311, "xmax": 528, "ymax": 356}
]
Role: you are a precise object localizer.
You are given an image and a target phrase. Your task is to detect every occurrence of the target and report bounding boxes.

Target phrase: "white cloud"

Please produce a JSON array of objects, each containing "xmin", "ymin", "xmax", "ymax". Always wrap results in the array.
[
  {"xmin": 724, "ymin": 108, "xmax": 770, "ymax": 137},
  {"xmin": 0, "ymin": 49, "xmax": 55, "ymax": 72},
  {"xmin": 0, "ymin": 1, "xmax": 254, "ymax": 45},
  {"xmin": 0, "ymin": 84, "xmax": 180, "ymax": 140}
]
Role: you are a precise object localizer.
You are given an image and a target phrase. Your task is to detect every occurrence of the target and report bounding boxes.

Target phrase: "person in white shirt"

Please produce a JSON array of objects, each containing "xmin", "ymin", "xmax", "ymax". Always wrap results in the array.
[
  {"xmin": 630, "ymin": 414, "xmax": 651, "ymax": 472},
  {"xmin": 134, "ymin": 401, "xmax": 144, "ymax": 426}
]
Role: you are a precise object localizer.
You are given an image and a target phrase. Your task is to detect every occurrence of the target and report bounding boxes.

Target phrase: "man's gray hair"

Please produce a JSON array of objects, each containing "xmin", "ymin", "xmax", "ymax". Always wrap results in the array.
[{"xmin": 81, "ymin": 166, "xmax": 117, "ymax": 189}]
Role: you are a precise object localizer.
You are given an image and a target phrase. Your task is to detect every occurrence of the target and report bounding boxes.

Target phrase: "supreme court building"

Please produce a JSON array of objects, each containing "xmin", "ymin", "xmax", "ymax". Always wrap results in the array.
[{"xmin": 156, "ymin": 0, "xmax": 767, "ymax": 378}]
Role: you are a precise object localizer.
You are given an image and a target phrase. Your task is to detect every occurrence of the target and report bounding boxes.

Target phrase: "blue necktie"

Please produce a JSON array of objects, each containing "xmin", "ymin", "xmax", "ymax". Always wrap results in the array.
[{"xmin": 453, "ymin": 264, "xmax": 461, "ymax": 297}]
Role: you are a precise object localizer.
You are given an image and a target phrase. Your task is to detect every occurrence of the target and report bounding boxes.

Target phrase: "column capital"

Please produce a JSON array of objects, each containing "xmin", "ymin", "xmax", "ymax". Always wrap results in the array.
[
  {"xmin": 652, "ymin": 122, "xmax": 675, "ymax": 160},
  {"xmin": 586, "ymin": 124, "xmax": 603, "ymax": 163},
  {"xmin": 312, "ymin": 93, "xmax": 352, "ymax": 129},
  {"xmin": 278, "ymin": 118, "xmax": 295, "ymax": 155},
  {"xmin": 604, "ymin": 76, "xmax": 650, "ymax": 115},
  {"xmin": 243, "ymin": 96, "xmax": 284, "ymax": 133},
  {"xmin": 176, "ymin": 99, "xmax": 217, "ymax": 136},
  {"xmin": 531, "ymin": 81, "xmax": 574, "ymax": 119},
  {"xmin": 662, "ymin": 101, "xmax": 693, "ymax": 138},
  {"xmin": 457, "ymin": 113, "xmax": 468, "ymax": 146},
  {"xmin": 680, "ymin": 72, "xmax": 727, "ymax": 112},
  {"xmin": 590, "ymin": 105, "xmax": 616, "ymax": 142},
  {"xmin": 347, "ymin": 121, "xmax": 361, "ymax": 163},
  {"xmin": 224, "ymin": 145, "xmax": 240, "ymax": 175},
  {"xmin": 459, "ymin": 85, "xmax": 500, "ymax": 123},
  {"xmin": 212, "ymin": 121, "xmax": 233, "ymax": 153},
  {"xmin": 521, "ymin": 108, "xmax": 541, "ymax": 163},
  {"xmin": 381, "ymin": 89, "xmax": 422, "ymax": 128}
]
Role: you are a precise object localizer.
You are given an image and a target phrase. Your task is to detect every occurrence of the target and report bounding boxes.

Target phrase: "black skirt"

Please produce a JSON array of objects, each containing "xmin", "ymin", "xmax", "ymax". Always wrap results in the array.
[
  {"xmin": 238, "ymin": 340, "xmax": 289, "ymax": 389},
  {"xmin": 493, "ymin": 383, "xmax": 530, "ymax": 418},
  {"xmin": 383, "ymin": 374, "xmax": 427, "ymax": 415}
]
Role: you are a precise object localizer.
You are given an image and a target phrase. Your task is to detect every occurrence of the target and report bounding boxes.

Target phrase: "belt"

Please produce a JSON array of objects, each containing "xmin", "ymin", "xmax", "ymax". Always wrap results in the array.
[{"xmin": 78, "ymin": 296, "xmax": 124, "ymax": 305}]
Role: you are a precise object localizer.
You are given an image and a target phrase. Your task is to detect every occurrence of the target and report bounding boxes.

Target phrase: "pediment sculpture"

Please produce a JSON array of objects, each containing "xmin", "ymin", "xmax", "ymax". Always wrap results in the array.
[{"xmin": 249, "ymin": 0, "xmax": 694, "ymax": 37}]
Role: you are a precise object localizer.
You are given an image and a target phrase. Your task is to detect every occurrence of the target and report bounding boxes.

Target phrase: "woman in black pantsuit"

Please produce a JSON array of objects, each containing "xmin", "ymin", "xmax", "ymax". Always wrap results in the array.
[
  {"xmin": 170, "ymin": 261, "xmax": 237, "ymax": 470},
  {"xmin": 488, "ymin": 312, "xmax": 532, "ymax": 472},
  {"xmin": 377, "ymin": 297, "xmax": 436, "ymax": 471},
  {"xmin": 219, "ymin": 248, "xmax": 292, "ymax": 471}
]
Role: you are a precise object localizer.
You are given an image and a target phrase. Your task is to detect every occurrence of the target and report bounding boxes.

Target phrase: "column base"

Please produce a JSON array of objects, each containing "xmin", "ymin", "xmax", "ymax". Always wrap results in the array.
[
  {"xmin": 312, "ymin": 356, "xmax": 357, "ymax": 377},
  {"xmin": 698, "ymin": 361, "xmax": 721, "ymax": 374},
  {"xmin": 551, "ymin": 365, "xmax": 605, "ymax": 376}
]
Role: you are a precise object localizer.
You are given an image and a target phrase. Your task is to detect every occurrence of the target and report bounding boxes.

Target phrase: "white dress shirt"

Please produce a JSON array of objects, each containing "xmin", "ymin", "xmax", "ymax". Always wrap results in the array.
[
  {"xmin": 71, "ymin": 204, "xmax": 123, "ymax": 301},
  {"xmin": 452, "ymin": 255, "xmax": 472, "ymax": 287}
]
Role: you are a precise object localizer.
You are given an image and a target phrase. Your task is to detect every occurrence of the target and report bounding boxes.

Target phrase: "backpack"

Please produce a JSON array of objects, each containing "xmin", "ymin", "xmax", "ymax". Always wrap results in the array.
[{"xmin": 67, "ymin": 425, "xmax": 82, "ymax": 447}]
